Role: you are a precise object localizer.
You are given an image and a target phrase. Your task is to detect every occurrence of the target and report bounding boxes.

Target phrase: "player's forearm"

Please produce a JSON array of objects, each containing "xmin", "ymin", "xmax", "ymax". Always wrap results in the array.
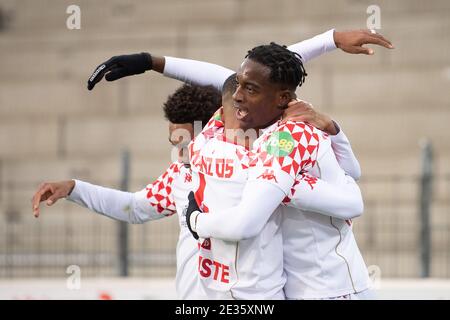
[
  {"xmin": 287, "ymin": 29, "xmax": 336, "ymax": 63},
  {"xmin": 330, "ymin": 122, "xmax": 361, "ymax": 180},
  {"xmin": 195, "ymin": 181, "xmax": 285, "ymax": 241},
  {"xmin": 163, "ymin": 56, "xmax": 235, "ymax": 91},
  {"xmin": 67, "ymin": 180, "xmax": 158, "ymax": 224},
  {"xmin": 288, "ymin": 175, "xmax": 364, "ymax": 219}
]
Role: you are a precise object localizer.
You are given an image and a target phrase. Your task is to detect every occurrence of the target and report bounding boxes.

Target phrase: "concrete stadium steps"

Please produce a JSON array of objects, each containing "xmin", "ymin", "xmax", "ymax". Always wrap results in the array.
[
  {"xmin": 1, "ymin": 109, "xmax": 449, "ymax": 160},
  {"xmin": 2, "ymin": 47, "xmax": 448, "ymax": 118},
  {"xmin": 7, "ymin": 12, "xmax": 450, "ymax": 81},
  {"xmin": 328, "ymin": 110, "xmax": 450, "ymax": 156},
  {"xmin": 3, "ymin": 0, "xmax": 450, "ymax": 44},
  {"xmin": 325, "ymin": 68, "xmax": 450, "ymax": 112},
  {"xmin": 2, "ymin": 1, "xmax": 448, "ymax": 76},
  {"xmin": 0, "ymin": 35, "xmax": 179, "ymax": 81},
  {"xmin": 357, "ymin": 154, "xmax": 421, "ymax": 176},
  {"xmin": 0, "ymin": 79, "xmax": 119, "ymax": 119},
  {"xmin": 0, "ymin": 155, "xmax": 173, "ymax": 187},
  {"xmin": 0, "ymin": 76, "xmax": 181, "ymax": 119},
  {"xmin": 0, "ymin": 114, "xmax": 174, "ymax": 159},
  {"xmin": 0, "ymin": 0, "xmax": 237, "ymax": 36}
]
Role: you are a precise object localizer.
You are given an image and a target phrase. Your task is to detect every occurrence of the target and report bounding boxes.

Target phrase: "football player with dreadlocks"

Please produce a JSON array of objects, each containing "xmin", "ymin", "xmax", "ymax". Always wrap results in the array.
[
  {"xmin": 178, "ymin": 41, "xmax": 371, "ymax": 299},
  {"xmin": 83, "ymin": 29, "xmax": 391, "ymax": 299}
]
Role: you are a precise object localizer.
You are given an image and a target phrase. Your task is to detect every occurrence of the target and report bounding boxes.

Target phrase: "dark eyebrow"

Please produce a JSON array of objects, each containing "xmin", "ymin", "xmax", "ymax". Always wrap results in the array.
[
  {"xmin": 236, "ymin": 73, "xmax": 261, "ymax": 89},
  {"xmin": 247, "ymin": 81, "xmax": 260, "ymax": 89}
]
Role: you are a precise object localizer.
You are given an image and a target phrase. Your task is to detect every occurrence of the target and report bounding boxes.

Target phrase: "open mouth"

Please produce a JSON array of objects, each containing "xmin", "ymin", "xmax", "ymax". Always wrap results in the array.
[{"xmin": 234, "ymin": 104, "xmax": 249, "ymax": 120}]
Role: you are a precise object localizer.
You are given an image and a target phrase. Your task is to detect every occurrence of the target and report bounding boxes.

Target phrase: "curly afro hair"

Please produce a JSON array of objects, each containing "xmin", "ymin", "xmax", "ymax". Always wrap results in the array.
[{"xmin": 163, "ymin": 84, "xmax": 222, "ymax": 128}]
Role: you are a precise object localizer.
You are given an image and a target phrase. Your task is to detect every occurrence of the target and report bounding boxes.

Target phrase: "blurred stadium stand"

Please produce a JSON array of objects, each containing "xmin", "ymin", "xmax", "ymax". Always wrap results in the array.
[{"xmin": 0, "ymin": 0, "xmax": 449, "ymax": 282}]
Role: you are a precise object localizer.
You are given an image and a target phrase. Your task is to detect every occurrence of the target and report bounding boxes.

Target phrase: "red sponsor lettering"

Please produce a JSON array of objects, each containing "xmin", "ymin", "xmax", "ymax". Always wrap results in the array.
[
  {"xmin": 198, "ymin": 256, "xmax": 230, "ymax": 283},
  {"xmin": 199, "ymin": 256, "xmax": 212, "ymax": 278},
  {"xmin": 221, "ymin": 265, "xmax": 230, "ymax": 283},
  {"xmin": 215, "ymin": 159, "xmax": 225, "ymax": 177},
  {"xmin": 224, "ymin": 159, "xmax": 234, "ymax": 178},
  {"xmin": 197, "ymin": 156, "xmax": 235, "ymax": 178},
  {"xmin": 184, "ymin": 173, "xmax": 192, "ymax": 183},
  {"xmin": 212, "ymin": 261, "xmax": 221, "ymax": 280},
  {"xmin": 200, "ymin": 156, "xmax": 213, "ymax": 175},
  {"xmin": 215, "ymin": 158, "xmax": 234, "ymax": 178}
]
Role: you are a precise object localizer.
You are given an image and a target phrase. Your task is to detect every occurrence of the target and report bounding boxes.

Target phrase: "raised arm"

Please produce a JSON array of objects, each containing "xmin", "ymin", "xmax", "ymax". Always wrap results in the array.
[
  {"xmin": 287, "ymin": 29, "xmax": 336, "ymax": 63},
  {"xmin": 86, "ymin": 30, "xmax": 393, "ymax": 91}
]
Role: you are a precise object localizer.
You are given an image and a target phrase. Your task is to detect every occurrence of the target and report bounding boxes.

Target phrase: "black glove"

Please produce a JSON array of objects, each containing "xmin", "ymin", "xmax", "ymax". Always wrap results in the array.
[
  {"xmin": 186, "ymin": 191, "xmax": 201, "ymax": 240},
  {"xmin": 87, "ymin": 52, "xmax": 152, "ymax": 90}
]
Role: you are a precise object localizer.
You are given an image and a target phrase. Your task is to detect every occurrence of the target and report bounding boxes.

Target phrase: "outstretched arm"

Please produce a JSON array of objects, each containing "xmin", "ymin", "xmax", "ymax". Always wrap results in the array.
[
  {"xmin": 31, "ymin": 163, "xmax": 181, "ymax": 223},
  {"xmin": 67, "ymin": 180, "xmax": 170, "ymax": 224},
  {"xmin": 86, "ymin": 29, "xmax": 392, "ymax": 91}
]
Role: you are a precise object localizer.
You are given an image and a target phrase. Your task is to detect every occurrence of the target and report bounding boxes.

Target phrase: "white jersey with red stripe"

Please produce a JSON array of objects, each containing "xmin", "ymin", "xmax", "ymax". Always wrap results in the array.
[
  {"xmin": 189, "ymin": 115, "xmax": 254, "ymax": 299},
  {"xmin": 141, "ymin": 161, "xmax": 209, "ymax": 299},
  {"xmin": 281, "ymin": 132, "xmax": 372, "ymax": 299},
  {"xmin": 189, "ymin": 113, "xmax": 321, "ymax": 299}
]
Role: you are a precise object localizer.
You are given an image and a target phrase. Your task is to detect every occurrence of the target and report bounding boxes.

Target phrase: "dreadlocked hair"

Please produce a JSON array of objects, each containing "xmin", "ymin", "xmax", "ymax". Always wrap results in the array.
[
  {"xmin": 163, "ymin": 84, "xmax": 222, "ymax": 128},
  {"xmin": 245, "ymin": 42, "xmax": 307, "ymax": 89}
]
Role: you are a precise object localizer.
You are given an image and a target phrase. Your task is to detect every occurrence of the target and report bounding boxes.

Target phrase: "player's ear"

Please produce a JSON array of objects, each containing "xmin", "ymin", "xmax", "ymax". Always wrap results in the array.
[{"xmin": 277, "ymin": 89, "xmax": 292, "ymax": 109}]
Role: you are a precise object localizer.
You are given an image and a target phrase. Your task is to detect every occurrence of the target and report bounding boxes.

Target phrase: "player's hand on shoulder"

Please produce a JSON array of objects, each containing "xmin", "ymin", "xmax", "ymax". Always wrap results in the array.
[
  {"xmin": 87, "ymin": 52, "xmax": 153, "ymax": 90},
  {"xmin": 282, "ymin": 99, "xmax": 338, "ymax": 135},
  {"xmin": 31, "ymin": 180, "xmax": 75, "ymax": 218}
]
